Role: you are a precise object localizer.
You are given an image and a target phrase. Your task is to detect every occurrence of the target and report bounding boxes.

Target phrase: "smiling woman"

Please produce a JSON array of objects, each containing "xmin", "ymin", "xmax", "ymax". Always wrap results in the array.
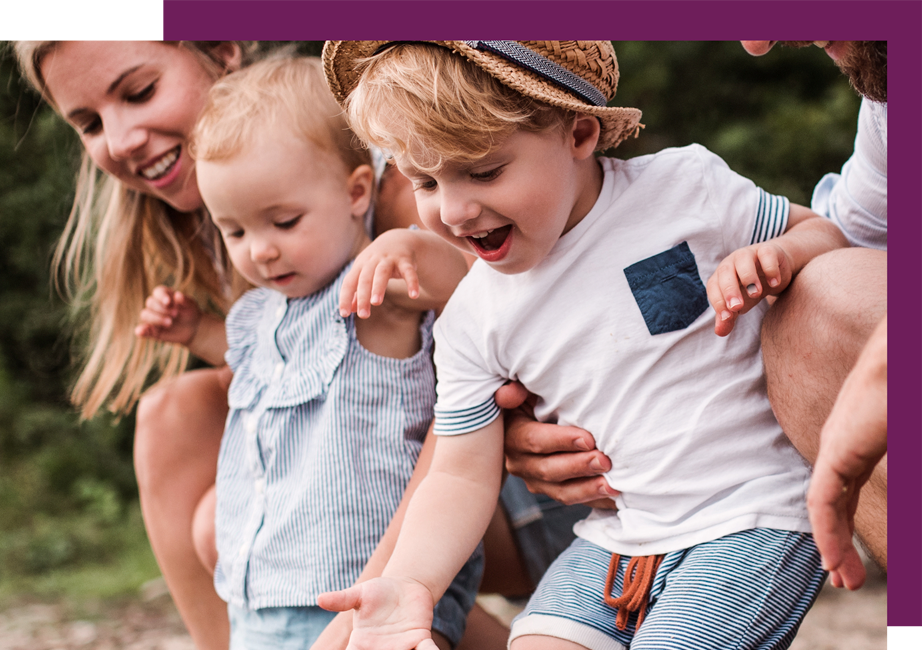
[
  {"xmin": 13, "ymin": 40, "xmax": 254, "ymax": 650},
  {"xmin": 38, "ymin": 42, "xmax": 232, "ymax": 213}
]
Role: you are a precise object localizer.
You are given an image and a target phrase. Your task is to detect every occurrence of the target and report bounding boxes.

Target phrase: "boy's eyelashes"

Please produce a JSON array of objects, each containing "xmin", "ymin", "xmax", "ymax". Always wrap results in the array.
[
  {"xmin": 412, "ymin": 166, "xmax": 506, "ymax": 192},
  {"xmin": 471, "ymin": 166, "xmax": 504, "ymax": 182},
  {"xmin": 413, "ymin": 179, "xmax": 438, "ymax": 192}
]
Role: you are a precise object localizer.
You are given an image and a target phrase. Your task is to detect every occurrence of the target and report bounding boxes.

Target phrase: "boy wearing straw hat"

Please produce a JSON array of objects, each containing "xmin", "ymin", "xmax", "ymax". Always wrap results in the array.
[{"xmin": 319, "ymin": 41, "xmax": 848, "ymax": 650}]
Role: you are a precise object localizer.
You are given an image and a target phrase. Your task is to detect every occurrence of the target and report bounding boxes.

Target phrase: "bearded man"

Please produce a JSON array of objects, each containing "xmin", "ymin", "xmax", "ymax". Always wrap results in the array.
[{"xmin": 741, "ymin": 41, "xmax": 887, "ymax": 593}]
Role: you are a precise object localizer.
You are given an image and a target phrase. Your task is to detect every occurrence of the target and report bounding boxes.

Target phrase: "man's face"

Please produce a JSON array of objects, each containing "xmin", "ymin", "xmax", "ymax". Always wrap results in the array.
[{"xmin": 741, "ymin": 41, "xmax": 887, "ymax": 103}]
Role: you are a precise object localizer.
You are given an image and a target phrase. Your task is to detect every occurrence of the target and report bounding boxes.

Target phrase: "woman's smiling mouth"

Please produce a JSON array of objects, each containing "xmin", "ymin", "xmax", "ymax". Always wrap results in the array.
[{"xmin": 140, "ymin": 146, "xmax": 180, "ymax": 181}]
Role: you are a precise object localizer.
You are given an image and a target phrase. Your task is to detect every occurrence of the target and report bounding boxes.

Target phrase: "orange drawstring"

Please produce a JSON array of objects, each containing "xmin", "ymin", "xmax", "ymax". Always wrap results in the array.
[{"xmin": 603, "ymin": 553, "xmax": 663, "ymax": 631}]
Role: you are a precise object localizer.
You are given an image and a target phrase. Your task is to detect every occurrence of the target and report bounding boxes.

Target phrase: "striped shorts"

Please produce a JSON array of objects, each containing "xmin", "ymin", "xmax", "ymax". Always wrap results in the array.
[{"xmin": 510, "ymin": 528, "xmax": 825, "ymax": 650}]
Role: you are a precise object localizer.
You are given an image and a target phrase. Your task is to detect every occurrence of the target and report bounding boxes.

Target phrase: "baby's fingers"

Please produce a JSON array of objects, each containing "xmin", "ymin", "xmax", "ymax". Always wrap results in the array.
[
  {"xmin": 151, "ymin": 285, "xmax": 178, "ymax": 309},
  {"xmin": 706, "ymin": 265, "xmax": 741, "ymax": 337},
  {"xmin": 138, "ymin": 305, "xmax": 174, "ymax": 329},
  {"xmin": 731, "ymin": 251, "xmax": 763, "ymax": 300},
  {"xmin": 396, "ymin": 259, "xmax": 420, "ymax": 300},
  {"xmin": 339, "ymin": 266, "xmax": 363, "ymax": 317},
  {"xmin": 756, "ymin": 244, "xmax": 788, "ymax": 293},
  {"xmin": 354, "ymin": 260, "xmax": 389, "ymax": 318},
  {"xmin": 134, "ymin": 323, "xmax": 161, "ymax": 339},
  {"xmin": 370, "ymin": 259, "xmax": 401, "ymax": 306}
]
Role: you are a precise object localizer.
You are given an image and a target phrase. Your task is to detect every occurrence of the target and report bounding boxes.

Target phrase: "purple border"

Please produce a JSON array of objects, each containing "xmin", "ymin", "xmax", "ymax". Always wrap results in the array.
[{"xmin": 164, "ymin": 0, "xmax": 922, "ymax": 627}]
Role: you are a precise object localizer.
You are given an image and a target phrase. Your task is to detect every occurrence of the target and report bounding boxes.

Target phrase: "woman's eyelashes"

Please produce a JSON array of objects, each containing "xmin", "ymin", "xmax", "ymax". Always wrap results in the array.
[
  {"xmin": 127, "ymin": 82, "xmax": 156, "ymax": 103},
  {"xmin": 76, "ymin": 83, "xmax": 157, "ymax": 136}
]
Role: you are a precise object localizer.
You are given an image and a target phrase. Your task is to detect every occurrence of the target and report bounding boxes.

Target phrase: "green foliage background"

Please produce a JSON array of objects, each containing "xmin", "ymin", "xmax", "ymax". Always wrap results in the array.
[{"xmin": 0, "ymin": 41, "xmax": 859, "ymax": 601}]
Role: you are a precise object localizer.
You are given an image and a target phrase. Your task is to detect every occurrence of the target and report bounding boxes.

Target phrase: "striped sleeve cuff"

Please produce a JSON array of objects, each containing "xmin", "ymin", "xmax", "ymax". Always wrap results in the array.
[
  {"xmin": 750, "ymin": 189, "xmax": 790, "ymax": 244},
  {"xmin": 434, "ymin": 399, "xmax": 501, "ymax": 435}
]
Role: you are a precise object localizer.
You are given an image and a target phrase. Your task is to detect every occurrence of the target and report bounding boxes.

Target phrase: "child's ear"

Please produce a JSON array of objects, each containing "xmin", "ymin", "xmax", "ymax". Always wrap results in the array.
[
  {"xmin": 570, "ymin": 114, "xmax": 601, "ymax": 160},
  {"xmin": 212, "ymin": 42, "xmax": 244, "ymax": 74},
  {"xmin": 347, "ymin": 164, "xmax": 375, "ymax": 218}
]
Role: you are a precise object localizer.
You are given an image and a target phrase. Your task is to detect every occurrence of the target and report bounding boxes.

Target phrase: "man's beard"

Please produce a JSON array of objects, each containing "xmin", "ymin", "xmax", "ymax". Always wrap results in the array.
[
  {"xmin": 839, "ymin": 41, "xmax": 887, "ymax": 103},
  {"xmin": 783, "ymin": 41, "xmax": 887, "ymax": 103}
]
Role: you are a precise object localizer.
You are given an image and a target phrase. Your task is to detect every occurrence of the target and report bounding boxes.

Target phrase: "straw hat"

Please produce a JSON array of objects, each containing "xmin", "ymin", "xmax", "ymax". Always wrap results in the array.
[{"xmin": 322, "ymin": 40, "xmax": 643, "ymax": 151}]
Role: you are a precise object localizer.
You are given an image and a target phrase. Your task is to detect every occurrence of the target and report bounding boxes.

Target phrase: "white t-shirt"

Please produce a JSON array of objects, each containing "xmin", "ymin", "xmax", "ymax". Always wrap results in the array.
[
  {"xmin": 812, "ymin": 98, "xmax": 887, "ymax": 250},
  {"xmin": 433, "ymin": 145, "xmax": 812, "ymax": 556}
]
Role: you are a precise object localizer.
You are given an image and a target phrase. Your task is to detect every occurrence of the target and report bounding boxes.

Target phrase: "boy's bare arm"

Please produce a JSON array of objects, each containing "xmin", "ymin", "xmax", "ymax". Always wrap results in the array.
[
  {"xmin": 318, "ymin": 418, "xmax": 505, "ymax": 650},
  {"xmin": 340, "ymin": 229, "xmax": 469, "ymax": 319},
  {"xmin": 135, "ymin": 286, "xmax": 228, "ymax": 366},
  {"xmin": 310, "ymin": 427, "xmax": 454, "ymax": 650},
  {"xmin": 707, "ymin": 204, "xmax": 849, "ymax": 336}
]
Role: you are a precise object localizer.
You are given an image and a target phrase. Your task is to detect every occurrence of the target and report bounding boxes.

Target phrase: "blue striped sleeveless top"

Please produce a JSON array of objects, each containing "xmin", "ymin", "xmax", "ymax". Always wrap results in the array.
[{"xmin": 214, "ymin": 265, "xmax": 436, "ymax": 609}]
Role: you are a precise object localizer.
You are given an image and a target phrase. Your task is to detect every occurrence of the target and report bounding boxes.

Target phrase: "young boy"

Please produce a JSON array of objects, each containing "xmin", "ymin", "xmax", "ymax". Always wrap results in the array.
[
  {"xmin": 319, "ymin": 41, "xmax": 849, "ymax": 650},
  {"xmin": 134, "ymin": 56, "xmax": 478, "ymax": 649}
]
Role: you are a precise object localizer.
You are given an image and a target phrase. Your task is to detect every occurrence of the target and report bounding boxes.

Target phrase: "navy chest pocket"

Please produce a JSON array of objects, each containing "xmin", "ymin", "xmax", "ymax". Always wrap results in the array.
[{"xmin": 623, "ymin": 241, "xmax": 709, "ymax": 336}]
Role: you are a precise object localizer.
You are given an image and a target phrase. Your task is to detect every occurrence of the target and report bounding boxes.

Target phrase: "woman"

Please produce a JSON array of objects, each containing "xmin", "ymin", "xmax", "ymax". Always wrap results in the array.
[{"xmin": 15, "ymin": 40, "xmax": 251, "ymax": 650}]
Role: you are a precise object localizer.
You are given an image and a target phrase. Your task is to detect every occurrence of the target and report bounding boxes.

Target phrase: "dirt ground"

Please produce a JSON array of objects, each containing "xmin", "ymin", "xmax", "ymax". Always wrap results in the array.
[{"xmin": 0, "ymin": 564, "xmax": 886, "ymax": 650}]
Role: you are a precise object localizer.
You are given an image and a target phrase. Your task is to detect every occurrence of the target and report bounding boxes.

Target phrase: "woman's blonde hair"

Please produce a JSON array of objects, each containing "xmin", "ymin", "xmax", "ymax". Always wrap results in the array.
[
  {"xmin": 13, "ymin": 41, "xmax": 253, "ymax": 419},
  {"xmin": 346, "ymin": 44, "xmax": 574, "ymax": 174}
]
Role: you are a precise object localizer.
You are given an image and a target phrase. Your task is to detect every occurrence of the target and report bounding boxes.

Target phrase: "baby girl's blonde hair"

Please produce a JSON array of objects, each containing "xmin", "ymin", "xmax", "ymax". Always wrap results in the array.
[{"xmin": 193, "ymin": 56, "xmax": 370, "ymax": 174}]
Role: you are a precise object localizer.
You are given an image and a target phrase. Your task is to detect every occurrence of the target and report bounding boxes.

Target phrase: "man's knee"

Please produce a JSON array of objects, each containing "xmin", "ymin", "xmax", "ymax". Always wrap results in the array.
[
  {"xmin": 761, "ymin": 248, "xmax": 886, "ymax": 458},
  {"xmin": 764, "ymin": 248, "xmax": 886, "ymax": 357}
]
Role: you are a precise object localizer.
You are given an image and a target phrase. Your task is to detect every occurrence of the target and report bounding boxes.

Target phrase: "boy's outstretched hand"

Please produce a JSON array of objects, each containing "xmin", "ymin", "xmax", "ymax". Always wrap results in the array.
[
  {"xmin": 339, "ymin": 230, "xmax": 423, "ymax": 319},
  {"xmin": 318, "ymin": 576, "xmax": 438, "ymax": 650},
  {"xmin": 706, "ymin": 240, "xmax": 793, "ymax": 337},
  {"xmin": 135, "ymin": 285, "xmax": 202, "ymax": 345}
]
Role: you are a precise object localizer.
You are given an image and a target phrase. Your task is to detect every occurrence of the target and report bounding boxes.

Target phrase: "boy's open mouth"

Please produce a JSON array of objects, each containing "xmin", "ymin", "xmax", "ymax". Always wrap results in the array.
[{"xmin": 468, "ymin": 225, "xmax": 512, "ymax": 254}]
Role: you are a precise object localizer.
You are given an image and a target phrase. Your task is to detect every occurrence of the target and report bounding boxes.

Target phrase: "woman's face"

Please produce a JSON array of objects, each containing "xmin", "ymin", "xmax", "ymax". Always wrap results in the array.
[{"xmin": 41, "ymin": 42, "xmax": 237, "ymax": 212}]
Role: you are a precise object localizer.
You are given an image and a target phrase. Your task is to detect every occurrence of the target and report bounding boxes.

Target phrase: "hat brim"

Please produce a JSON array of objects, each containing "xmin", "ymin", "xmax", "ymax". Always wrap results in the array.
[{"xmin": 323, "ymin": 40, "xmax": 642, "ymax": 151}]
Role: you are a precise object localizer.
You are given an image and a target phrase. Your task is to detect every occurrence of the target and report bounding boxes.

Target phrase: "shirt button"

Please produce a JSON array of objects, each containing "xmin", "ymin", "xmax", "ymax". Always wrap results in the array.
[
  {"xmin": 275, "ymin": 305, "xmax": 285, "ymax": 318},
  {"xmin": 273, "ymin": 362, "xmax": 284, "ymax": 379},
  {"xmin": 255, "ymin": 478, "xmax": 266, "ymax": 495},
  {"xmin": 238, "ymin": 545, "xmax": 247, "ymax": 560},
  {"xmin": 245, "ymin": 415, "xmax": 257, "ymax": 434}
]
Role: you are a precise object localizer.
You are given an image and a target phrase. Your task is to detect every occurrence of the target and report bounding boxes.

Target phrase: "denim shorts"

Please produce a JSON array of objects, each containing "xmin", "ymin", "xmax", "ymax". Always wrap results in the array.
[
  {"xmin": 228, "ymin": 604, "xmax": 337, "ymax": 650},
  {"xmin": 226, "ymin": 546, "xmax": 482, "ymax": 650}
]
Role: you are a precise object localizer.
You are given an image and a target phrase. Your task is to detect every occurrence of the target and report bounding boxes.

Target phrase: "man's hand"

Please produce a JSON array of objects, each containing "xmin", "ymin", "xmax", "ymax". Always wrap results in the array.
[
  {"xmin": 807, "ymin": 317, "xmax": 887, "ymax": 590},
  {"xmin": 496, "ymin": 382, "xmax": 618, "ymax": 508}
]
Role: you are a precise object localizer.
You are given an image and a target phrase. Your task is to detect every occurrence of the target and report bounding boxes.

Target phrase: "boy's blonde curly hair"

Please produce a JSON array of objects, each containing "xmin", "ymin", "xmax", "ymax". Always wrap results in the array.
[{"xmin": 345, "ymin": 44, "xmax": 575, "ymax": 174}]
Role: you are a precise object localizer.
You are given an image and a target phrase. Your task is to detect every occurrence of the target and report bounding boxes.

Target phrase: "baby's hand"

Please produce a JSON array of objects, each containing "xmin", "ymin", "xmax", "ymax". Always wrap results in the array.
[
  {"xmin": 340, "ymin": 230, "xmax": 422, "ymax": 319},
  {"xmin": 706, "ymin": 241, "xmax": 792, "ymax": 337},
  {"xmin": 134, "ymin": 285, "xmax": 202, "ymax": 346},
  {"xmin": 317, "ymin": 576, "xmax": 438, "ymax": 650}
]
